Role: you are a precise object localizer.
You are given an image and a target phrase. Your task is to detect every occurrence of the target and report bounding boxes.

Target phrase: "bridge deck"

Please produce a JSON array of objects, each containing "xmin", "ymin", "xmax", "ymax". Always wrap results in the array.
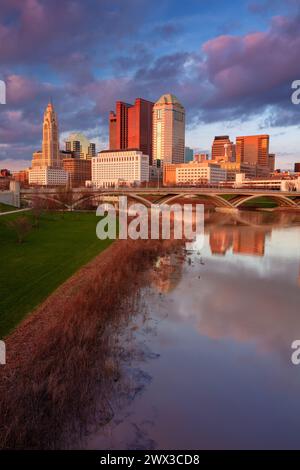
[{"xmin": 20, "ymin": 187, "xmax": 300, "ymax": 196}]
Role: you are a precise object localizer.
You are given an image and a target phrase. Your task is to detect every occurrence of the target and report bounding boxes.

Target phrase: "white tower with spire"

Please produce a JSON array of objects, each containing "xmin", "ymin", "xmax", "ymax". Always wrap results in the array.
[{"xmin": 42, "ymin": 102, "xmax": 60, "ymax": 167}]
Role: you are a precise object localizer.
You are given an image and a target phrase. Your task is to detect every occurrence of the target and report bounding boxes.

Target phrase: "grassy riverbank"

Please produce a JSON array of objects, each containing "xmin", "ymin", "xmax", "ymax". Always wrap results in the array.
[
  {"xmin": 0, "ymin": 237, "xmax": 181, "ymax": 449},
  {"xmin": 0, "ymin": 211, "xmax": 113, "ymax": 337}
]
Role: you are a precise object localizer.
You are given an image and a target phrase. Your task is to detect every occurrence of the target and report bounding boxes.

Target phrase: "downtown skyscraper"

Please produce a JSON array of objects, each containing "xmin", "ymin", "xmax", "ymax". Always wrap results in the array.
[
  {"xmin": 109, "ymin": 98, "xmax": 154, "ymax": 162},
  {"xmin": 152, "ymin": 94, "xmax": 185, "ymax": 165},
  {"xmin": 212, "ymin": 135, "xmax": 235, "ymax": 162},
  {"xmin": 236, "ymin": 134, "xmax": 269, "ymax": 166}
]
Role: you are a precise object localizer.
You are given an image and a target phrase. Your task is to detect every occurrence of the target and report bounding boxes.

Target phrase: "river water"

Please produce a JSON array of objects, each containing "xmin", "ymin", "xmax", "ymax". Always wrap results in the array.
[{"xmin": 86, "ymin": 210, "xmax": 300, "ymax": 450}]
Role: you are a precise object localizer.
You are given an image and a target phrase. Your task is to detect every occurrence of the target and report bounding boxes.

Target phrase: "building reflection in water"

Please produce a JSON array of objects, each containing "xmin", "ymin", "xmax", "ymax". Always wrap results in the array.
[
  {"xmin": 207, "ymin": 210, "xmax": 280, "ymax": 257},
  {"xmin": 233, "ymin": 228, "xmax": 270, "ymax": 257},
  {"xmin": 209, "ymin": 226, "xmax": 271, "ymax": 257},
  {"xmin": 152, "ymin": 211, "xmax": 299, "ymax": 294},
  {"xmin": 209, "ymin": 227, "xmax": 271, "ymax": 256},
  {"xmin": 209, "ymin": 230, "xmax": 233, "ymax": 256}
]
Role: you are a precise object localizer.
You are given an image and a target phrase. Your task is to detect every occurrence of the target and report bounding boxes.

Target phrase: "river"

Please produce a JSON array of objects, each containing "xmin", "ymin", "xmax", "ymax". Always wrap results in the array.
[{"xmin": 84, "ymin": 210, "xmax": 300, "ymax": 450}]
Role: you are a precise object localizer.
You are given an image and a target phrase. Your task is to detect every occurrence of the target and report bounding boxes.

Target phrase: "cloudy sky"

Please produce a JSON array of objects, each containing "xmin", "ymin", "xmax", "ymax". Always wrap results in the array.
[{"xmin": 0, "ymin": 0, "xmax": 300, "ymax": 171}]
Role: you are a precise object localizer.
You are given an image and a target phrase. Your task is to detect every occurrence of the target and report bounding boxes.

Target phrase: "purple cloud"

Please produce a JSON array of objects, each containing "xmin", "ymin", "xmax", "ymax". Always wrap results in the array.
[
  {"xmin": 202, "ymin": 15, "xmax": 300, "ymax": 107},
  {"xmin": 1, "ymin": 1, "xmax": 300, "ymax": 164}
]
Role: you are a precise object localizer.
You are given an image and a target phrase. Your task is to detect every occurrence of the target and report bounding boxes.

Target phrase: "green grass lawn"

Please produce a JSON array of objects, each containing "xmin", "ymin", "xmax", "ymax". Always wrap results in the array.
[
  {"xmin": 0, "ymin": 211, "xmax": 114, "ymax": 338},
  {"xmin": 0, "ymin": 202, "xmax": 16, "ymax": 213}
]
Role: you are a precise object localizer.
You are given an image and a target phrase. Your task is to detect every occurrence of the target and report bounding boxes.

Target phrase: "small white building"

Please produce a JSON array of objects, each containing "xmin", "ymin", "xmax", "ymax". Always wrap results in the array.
[
  {"xmin": 176, "ymin": 163, "xmax": 226, "ymax": 185},
  {"xmin": 281, "ymin": 177, "xmax": 300, "ymax": 192},
  {"xmin": 28, "ymin": 166, "xmax": 68, "ymax": 186},
  {"xmin": 92, "ymin": 150, "xmax": 149, "ymax": 188}
]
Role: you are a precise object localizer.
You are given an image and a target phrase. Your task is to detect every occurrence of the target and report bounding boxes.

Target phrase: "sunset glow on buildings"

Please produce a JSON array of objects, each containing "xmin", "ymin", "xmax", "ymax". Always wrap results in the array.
[
  {"xmin": 41, "ymin": 103, "xmax": 60, "ymax": 168},
  {"xmin": 109, "ymin": 98, "xmax": 153, "ymax": 162},
  {"xmin": 0, "ymin": 0, "xmax": 300, "ymax": 457},
  {"xmin": 152, "ymin": 94, "xmax": 185, "ymax": 165}
]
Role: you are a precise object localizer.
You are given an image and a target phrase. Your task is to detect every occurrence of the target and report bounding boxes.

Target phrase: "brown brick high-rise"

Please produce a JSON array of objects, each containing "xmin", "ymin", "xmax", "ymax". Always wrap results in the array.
[
  {"xmin": 63, "ymin": 158, "xmax": 91, "ymax": 187},
  {"xmin": 236, "ymin": 134, "xmax": 269, "ymax": 166}
]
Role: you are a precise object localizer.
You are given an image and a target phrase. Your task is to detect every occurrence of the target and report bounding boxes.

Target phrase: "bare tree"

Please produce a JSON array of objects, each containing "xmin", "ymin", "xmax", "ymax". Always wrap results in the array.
[
  {"xmin": 31, "ymin": 188, "xmax": 44, "ymax": 227},
  {"xmin": 7, "ymin": 216, "xmax": 32, "ymax": 244},
  {"xmin": 55, "ymin": 187, "xmax": 73, "ymax": 216},
  {"xmin": 76, "ymin": 191, "xmax": 93, "ymax": 210}
]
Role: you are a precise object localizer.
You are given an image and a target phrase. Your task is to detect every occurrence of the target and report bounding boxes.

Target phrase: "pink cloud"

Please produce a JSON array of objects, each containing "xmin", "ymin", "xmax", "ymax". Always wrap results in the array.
[
  {"xmin": 6, "ymin": 75, "xmax": 38, "ymax": 104},
  {"xmin": 202, "ymin": 14, "xmax": 300, "ymax": 106}
]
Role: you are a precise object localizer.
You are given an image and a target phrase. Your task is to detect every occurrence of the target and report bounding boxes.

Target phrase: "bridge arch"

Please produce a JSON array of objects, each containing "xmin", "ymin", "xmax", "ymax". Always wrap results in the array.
[
  {"xmin": 21, "ymin": 194, "xmax": 69, "ymax": 209},
  {"xmin": 72, "ymin": 192, "xmax": 153, "ymax": 209},
  {"xmin": 160, "ymin": 193, "xmax": 233, "ymax": 208},
  {"xmin": 232, "ymin": 193, "xmax": 297, "ymax": 208}
]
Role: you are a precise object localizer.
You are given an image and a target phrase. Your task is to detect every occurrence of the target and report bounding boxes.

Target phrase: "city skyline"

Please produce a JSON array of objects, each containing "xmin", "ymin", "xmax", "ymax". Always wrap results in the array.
[
  {"xmin": 1, "ymin": 0, "xmax": 300, "ymax": 457},
  {"xmin": 17, "ymin": 97, "xmax": 290, "ymax": 189},
  {"xmin": 7, "ymin": 96, "xmax": 287, "ymax": 176},
  {"xmin": 1, "ymin": 0, "xmax": 300, "ymax": 171}
]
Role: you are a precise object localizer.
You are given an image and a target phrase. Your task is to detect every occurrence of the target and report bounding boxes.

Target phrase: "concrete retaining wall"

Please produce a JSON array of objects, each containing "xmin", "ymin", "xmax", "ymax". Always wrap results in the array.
[{"xmin": 0, "ymin": 181, "xmax": 21, "ymax": 207}]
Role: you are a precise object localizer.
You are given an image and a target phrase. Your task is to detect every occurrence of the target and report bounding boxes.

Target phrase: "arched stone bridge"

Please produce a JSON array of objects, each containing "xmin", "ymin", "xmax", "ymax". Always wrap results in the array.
[{"xmin": 20, "ymin": 187, "xmax": 300, "ymax": 211}]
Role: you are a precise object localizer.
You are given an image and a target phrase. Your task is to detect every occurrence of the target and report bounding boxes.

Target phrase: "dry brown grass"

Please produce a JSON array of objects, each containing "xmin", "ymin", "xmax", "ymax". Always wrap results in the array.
[{"xmin": 0, "ymin": 237, "xmax": 182, "ymax": 449}]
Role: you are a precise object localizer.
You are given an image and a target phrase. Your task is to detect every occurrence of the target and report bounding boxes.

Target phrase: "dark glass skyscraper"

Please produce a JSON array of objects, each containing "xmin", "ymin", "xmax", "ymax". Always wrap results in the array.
[{"xmin": 109, "ymin": 98, "xmax": 154, "ymax": 163}]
